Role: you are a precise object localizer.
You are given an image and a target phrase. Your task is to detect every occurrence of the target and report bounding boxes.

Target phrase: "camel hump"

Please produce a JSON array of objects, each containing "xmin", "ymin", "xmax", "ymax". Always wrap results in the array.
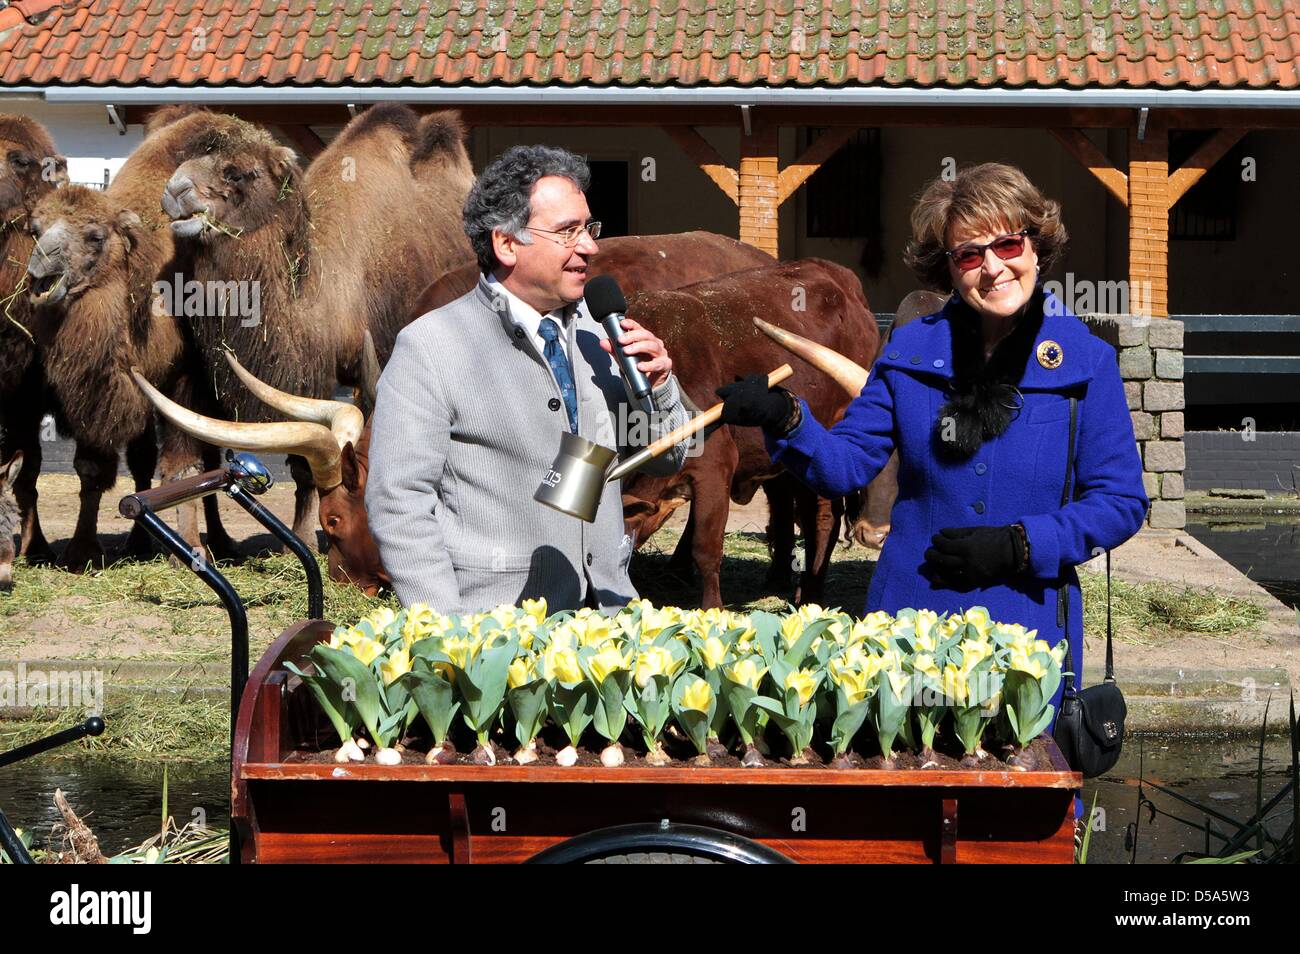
[
  {"xmin": 0, "ymin": 113, "xmax": 56, "ymax": 154},
  {"xmin": 410, "ymin": 110, "xmax": 467, "ymax": 165},
  {"xmin": 333, "ymin": 102, "xmax": 421, "ymax": 151},
  {"xmin": 144, "ymin": 104, "xmax": 208, "ymax": 137}
]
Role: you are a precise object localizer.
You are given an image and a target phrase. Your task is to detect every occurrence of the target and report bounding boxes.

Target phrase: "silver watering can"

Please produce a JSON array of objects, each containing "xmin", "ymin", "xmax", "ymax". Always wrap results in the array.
[{"xmin": 534, "ymin": 364, "xmax": 793, "ymax": 522}]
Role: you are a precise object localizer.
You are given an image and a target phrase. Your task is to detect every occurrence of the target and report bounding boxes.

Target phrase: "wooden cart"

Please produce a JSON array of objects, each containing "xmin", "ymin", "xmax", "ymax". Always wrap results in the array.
[{"xmin": 233, "ymin": 621, "xmax": 1082, "ymax": 864}]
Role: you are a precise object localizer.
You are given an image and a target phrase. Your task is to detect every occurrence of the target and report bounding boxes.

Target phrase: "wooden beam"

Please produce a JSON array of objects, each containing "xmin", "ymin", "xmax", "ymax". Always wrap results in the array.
[
  {"xmin": 276, "ymin": 124, "xmax": 327, "ymax": 161},
  {"xmin": 1049, "ymin": 128, "xmax": 1128, "ymax": 207},
  {"xmin": 662, "ymin": 125, "xmax": 738, "ymax": 204},
  {"xmin": 1128, "ymin": 121, "xmax": 1170, "ymax": 320},
  {"xmin": 738, "ymin": 119, "xmax": 780, "ymax": 257},
  {"xmin": 1167, "ymin": 128, "xmax": 1247, "ymax": 206},
  {"xmin": 776, "ymin": 127, "xmax": 855, "ymax": 205}
]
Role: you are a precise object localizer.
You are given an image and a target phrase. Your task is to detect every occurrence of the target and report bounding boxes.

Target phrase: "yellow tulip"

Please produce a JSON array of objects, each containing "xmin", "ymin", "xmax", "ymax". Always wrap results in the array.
[
  {"xmin": 700, "ymin": 636, "xmax": 727, "ymax": 670},
  {"xmin": 1050, "ymin": 642, "xmax": 1067, "ymax": 668},
  {"xmin": 913, "ymin": 653, "xmax": 941, "ymax": 679},
  {"xmin": 723, "ymin": 657, "xmax": 767, "ymax": 691},
  {"xmin": 796, "ymin": 603, "xmax": 829, "ymax": 623},
  {"xmin": 543, "ymin": 646, "xmax": 584, "ymax": 684},
  {"xmin": 380, "ymin": 647, "xmax": 412, "ymax": 686},
  {"xmin": 830, "ymin": 664, "xmax": 873, "ymax": 705},
  {"xmin": 958, "ymin": 639, "xmax": 993, "ymax": 672},
  {"xmin": 678, "ymin": 676, "xmax": 714, "ymax": 713},
  {"xmin": 784, "ymin": 669, "xmax": 820, "ymax": 707},
  {"xmin": 362, "ymin": 607, "xmax": 398, "ymax": 634},
  {"xmin": 962, "ymin": 606, "xmax": 992, "ymax": 636},
  {"xmin": 521, "ymin": 597, "xmax": 548, "ymax": 625},
  {"xmin": 350, "ymin": 636, "xmax": 385, "ymax": 667},
  {"xmin": 577, "ymin": 614, "xmax": 616, "ymax": 649},
  {"xmin": 1008, "ymin": 647, "xmax": 1047, "ymax": 679},
  {"xmin": 589, "ymin": 644, "xmax": 632, "ymax": 684},
  {"xmin": 548, "ymin": 622, "xmax": 578, "ymax": 651},
  {"xmin": 885, "ymin": 668, "xmax": 912, "ymax": 700},
  {"xmin": 941, "ymin": 663, "xmax": 968, "ymax": 705},
  {"xmin": 442, "ymin": 634, "xmax": 481, "ymax": 671},
  {"xmin": 328, "ymin": 626, "xmax": 365, "ymax": 652},
  {"xmin": 633, "ymin": 646, "xmax": 683, "ymax": 689},
  {"xmin": 507, "ymin": 654, "xmax": 537, "ymax": 690},
  {"xmin": 779, "ymin": 614, "xmax": 805, "ymax": 648}
]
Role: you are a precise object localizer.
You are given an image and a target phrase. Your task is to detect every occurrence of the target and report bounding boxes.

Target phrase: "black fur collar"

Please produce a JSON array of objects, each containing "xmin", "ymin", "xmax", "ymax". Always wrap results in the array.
[{"xmin": 934, "ymin": 287, "xmax": 1046, "ymax": 460}]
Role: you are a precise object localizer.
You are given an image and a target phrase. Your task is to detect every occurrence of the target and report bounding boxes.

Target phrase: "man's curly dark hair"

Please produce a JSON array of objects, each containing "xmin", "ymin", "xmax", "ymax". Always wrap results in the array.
[{"xmin": 463, "ymin": 144, "xmax": 591, "ymax": 275}]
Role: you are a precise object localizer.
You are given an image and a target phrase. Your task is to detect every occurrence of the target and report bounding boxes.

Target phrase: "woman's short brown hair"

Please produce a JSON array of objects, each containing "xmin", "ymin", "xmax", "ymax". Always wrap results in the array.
[{"xmin": 903, "ymin": 162, "xmax": 1068, "ymax": 293}]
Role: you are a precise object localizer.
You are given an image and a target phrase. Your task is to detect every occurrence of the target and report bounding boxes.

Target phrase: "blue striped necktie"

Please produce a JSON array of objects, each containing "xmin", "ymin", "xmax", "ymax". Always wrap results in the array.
[{"xmin": 538, "ymin": 317, "xmax": 577, "ymax": 433}]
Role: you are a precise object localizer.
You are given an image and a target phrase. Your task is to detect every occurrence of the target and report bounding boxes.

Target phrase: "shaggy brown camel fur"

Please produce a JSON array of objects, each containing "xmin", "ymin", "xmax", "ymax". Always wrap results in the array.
[
  {"xmin": 159, "ymin": 104, "xmax": 474, "ymax": 544},
  {"xmin": 0, "ymin": 113, "xmax": 65, "ymax": 565},
  {"xmin": 23, "ymin": 108, "xmax": 252, "ymax": 566}
]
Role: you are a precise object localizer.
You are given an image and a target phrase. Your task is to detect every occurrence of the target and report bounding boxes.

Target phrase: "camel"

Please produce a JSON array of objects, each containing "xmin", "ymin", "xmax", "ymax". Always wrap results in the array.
[
  {"xmin": 21, "ymin": 108, "xmax": 255, "ymax": 567},
  {"xmin": 1, "ymin": 114, "xmax": 66, "ymax": 564},
  {"xmin": 159, "ymin": 104, "xmax": 475, "ymax": 544}
]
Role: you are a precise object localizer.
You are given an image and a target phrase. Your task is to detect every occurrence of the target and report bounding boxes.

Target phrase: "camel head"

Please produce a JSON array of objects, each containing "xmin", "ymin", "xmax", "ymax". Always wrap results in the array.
[
  {"xmin": 129, "ymin": 350, "xmax": 388, "ymax": 596},
  {"xmin": 26, "ymin": 187, "xmax": 146, "ymax": 307},
  {"xmin": 161, "ymin": 120, "xmax": 300, "ymax": 242},
  {"xmin": 0, "ymin": 451, "xmax": 22, "ymax": 592},
  {"xmin": 0, "ymin": 115, "xmax": 66, "ymax": 224}
]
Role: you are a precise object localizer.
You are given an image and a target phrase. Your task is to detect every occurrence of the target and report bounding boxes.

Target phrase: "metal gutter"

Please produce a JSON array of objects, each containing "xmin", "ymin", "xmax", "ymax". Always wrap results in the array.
[{"xmin": 2, "ymin": 84, "xmax": 1298, "ymax": 109}]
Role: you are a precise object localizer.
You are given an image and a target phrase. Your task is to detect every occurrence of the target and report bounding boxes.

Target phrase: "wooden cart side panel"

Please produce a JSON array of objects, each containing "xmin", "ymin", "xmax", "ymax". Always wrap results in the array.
[{"xmin": 244, "ymin": 778, "xmax": 1076, "ymax": 864}]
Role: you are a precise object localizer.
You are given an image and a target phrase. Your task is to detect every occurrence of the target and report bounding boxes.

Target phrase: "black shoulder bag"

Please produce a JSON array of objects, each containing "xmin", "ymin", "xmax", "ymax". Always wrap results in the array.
[{"xmin": 1051, "ymin": 396, "xmax": 1128, "ymax": 778}]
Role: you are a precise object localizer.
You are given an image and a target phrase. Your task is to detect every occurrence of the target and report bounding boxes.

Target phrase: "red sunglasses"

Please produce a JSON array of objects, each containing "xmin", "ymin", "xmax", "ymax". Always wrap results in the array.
[{"xmin": 946, "ymin": 229, "xmax": 1031, "ymax": 272}]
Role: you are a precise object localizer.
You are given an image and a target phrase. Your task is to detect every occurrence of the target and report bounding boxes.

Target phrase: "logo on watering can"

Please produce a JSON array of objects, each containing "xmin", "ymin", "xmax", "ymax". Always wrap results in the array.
[{"xmin": 541, "ymin": 469, "xmax": 563, "ymax": 488}]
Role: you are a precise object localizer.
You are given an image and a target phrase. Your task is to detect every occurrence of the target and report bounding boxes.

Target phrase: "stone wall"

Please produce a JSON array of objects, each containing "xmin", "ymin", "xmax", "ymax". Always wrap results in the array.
[{"xmin": 1087, "ymin": 315, "xmax": 1185, "ymax": 530}]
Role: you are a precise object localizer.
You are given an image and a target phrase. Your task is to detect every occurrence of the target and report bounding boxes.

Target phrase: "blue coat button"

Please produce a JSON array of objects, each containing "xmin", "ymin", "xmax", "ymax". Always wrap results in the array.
[
  {"xmin": 910, "ymin": 355, "xmax": 921, "ymax": 365},
  {"xmin": 933, "ymin": 359, "xmax": 945, "ymax": 369},
  {"xmin": 888, "ymin": 350, "xmax": 900, "ymax": 359},
  {"xmin": 973, "ymin": 501, "xmax": 986, "ymax": 514},
  {"xmin": 975, "ymin": 462, "xmax": 987, "ymax": 475}
]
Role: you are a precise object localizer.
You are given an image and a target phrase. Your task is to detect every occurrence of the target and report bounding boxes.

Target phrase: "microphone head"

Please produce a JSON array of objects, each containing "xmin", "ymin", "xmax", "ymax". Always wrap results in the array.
[{"xmin": 584, "ymin": 275, "xmax": 626, "ymax": 322}]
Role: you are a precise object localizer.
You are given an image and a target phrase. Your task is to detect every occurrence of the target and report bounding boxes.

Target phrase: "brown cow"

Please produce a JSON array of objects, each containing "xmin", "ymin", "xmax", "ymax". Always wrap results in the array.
[
  {"xmin": 619, "ymin": 259, "xmax": 879, "ymax": 607},
  {"xmin": 134, "ymin": 232, "xmax": 772, "ymax": 595}
]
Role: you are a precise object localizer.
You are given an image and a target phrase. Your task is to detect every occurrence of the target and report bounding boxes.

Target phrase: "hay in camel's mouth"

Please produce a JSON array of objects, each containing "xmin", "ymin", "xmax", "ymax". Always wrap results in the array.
[
  {"xmin": 169, "ymin": 210, "xmax": 243, "ymax": 240},
  {"xmin": 27, "ymin": 271, "xmax": 66, "ymax": 304}
]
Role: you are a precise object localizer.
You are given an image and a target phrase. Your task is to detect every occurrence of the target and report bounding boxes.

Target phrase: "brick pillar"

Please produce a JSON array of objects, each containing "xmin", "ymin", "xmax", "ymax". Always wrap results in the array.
[
  {"xmin": 738, "ymin": 119, "xmax": 779, "ymax": 257},
  {"xmin": 1127, "ymin": 124, "xmax": 1169, "ymax": 319}
]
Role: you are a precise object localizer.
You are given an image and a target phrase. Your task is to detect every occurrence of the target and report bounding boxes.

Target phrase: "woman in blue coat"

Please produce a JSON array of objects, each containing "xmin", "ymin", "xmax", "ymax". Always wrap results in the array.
[{"xmin": 718, "ymin": 162, "xmax": 1148, "ymax": 720}]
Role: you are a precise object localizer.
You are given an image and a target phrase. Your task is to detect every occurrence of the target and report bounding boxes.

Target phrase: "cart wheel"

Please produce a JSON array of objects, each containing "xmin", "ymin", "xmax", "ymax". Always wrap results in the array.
[{"xmin": 525, "ymin": 822, "xmax": 794, "ymax": 864}]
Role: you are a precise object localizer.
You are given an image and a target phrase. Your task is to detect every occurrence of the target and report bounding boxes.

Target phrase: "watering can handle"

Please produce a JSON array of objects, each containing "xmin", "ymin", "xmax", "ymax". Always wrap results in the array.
[{"xmin": 606, "ymin": 364, "xmax": 794, "ymax": 483}]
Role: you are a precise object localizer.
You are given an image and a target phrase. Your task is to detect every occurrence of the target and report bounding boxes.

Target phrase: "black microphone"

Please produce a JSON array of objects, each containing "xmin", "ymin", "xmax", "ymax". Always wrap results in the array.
[{"xmin": 585, "ymin": 275, "xmax": 652, "ymax": 403}]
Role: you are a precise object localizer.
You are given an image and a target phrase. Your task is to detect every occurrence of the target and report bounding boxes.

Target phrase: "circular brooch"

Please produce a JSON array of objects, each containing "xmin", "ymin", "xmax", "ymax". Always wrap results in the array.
[{"xmin": 1036, "ymin": 339, "xmax": 1063, "ymax": 370}]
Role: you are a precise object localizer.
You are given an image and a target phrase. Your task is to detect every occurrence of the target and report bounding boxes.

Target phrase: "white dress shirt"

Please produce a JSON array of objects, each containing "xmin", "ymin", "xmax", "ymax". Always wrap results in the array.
[{"xmin": 485, "ymin": 272, "xmax": 573, "ymax": 360}]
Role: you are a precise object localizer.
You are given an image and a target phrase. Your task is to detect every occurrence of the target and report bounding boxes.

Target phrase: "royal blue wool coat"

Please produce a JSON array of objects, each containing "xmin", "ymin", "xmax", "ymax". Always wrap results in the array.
[{"xmin": 767, "ymin": 290, "xmax": 1149, "ymax": 711}]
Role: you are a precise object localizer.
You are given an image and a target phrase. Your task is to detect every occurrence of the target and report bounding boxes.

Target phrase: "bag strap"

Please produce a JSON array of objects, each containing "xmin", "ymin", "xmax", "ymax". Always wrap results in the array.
[{"xmin": 1058, "ymin": 396, "xmax": 1078, "ymax": 697}]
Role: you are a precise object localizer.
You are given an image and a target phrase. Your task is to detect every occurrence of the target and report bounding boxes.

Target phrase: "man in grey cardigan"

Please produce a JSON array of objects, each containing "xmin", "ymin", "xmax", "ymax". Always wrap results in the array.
[{"xmin": 366, "ymin": 145, "xmax": 690, "ymax": 614}]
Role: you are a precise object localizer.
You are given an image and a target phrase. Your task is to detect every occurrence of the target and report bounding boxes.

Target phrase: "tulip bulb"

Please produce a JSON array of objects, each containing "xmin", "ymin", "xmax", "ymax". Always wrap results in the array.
[
  {"xmin": 513, "ymin": 740, "xmax": 539, "ymax": 765},
  {"xmin": 334, "ymin": 739, "xmax": 365, "ymax": 763},
  {"xmin": 555, "ymin": 744, "xmax": 579, "ymax": 767},
  {"xmin": 599, "ymin": 743, "xmax": 625, "ymax": 767},
  {"xmin": 374, "ymin": 747, "xmax": 402, "ymax": 766},
  {"xmin": 425, "ymin": 741, "xmax": 457, "ymax": 765}
]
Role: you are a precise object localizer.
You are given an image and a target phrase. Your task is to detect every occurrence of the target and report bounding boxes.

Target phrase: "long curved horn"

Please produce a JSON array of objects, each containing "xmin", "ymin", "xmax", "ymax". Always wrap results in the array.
[
  {"xmin": 752, "ymin": 316, "xmax": 869, "ymax": 396},
  {"xmin": 130, "ymin": 368, "xmax": 345, "ymax": 490},
  {"xmin": 359, "ymin": 329, "xmax": 381, "ymax": 415},
  {"xmin": 222, "ymin": 349, "xmax": 364, "ymax": 448}
]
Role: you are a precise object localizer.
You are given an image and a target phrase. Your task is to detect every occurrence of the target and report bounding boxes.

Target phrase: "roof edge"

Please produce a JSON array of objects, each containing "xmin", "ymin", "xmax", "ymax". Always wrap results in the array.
[{"xmin": 3, "ymin": 84, "xmax": 1299, "ymax": 110}]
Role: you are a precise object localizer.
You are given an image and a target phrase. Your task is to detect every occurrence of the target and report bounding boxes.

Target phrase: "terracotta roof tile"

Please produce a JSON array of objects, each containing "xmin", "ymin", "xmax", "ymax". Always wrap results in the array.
[{"xmin": 1, "ymin": 0, "xmax": 1297, "ymax": 90}]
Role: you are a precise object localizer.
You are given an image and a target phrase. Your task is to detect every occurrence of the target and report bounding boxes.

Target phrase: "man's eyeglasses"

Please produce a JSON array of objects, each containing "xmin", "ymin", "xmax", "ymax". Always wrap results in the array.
[
  {"xmin": 526, "ymin": 221, "xmax": 602, "ymax": 247},
  {"xmin": 945, "ymin": 229, "xmax": 1031, "ymax": 272}
]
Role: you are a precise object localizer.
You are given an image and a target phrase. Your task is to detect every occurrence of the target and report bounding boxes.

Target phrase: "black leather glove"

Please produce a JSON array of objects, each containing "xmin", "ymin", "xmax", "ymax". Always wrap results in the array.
[
  {"xmin": 922, "ymin": 525, "xmax": 1027, "ymax": 591},
  {"xmin": 715, "ymin": 374, "xmax": 799, "ymax": 433}
]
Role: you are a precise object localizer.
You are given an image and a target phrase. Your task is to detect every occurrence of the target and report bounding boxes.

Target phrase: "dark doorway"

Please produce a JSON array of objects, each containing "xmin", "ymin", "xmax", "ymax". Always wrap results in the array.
[{"xmin": 586, "ymin": 159, "xmax": 629, "ymax": 238}]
